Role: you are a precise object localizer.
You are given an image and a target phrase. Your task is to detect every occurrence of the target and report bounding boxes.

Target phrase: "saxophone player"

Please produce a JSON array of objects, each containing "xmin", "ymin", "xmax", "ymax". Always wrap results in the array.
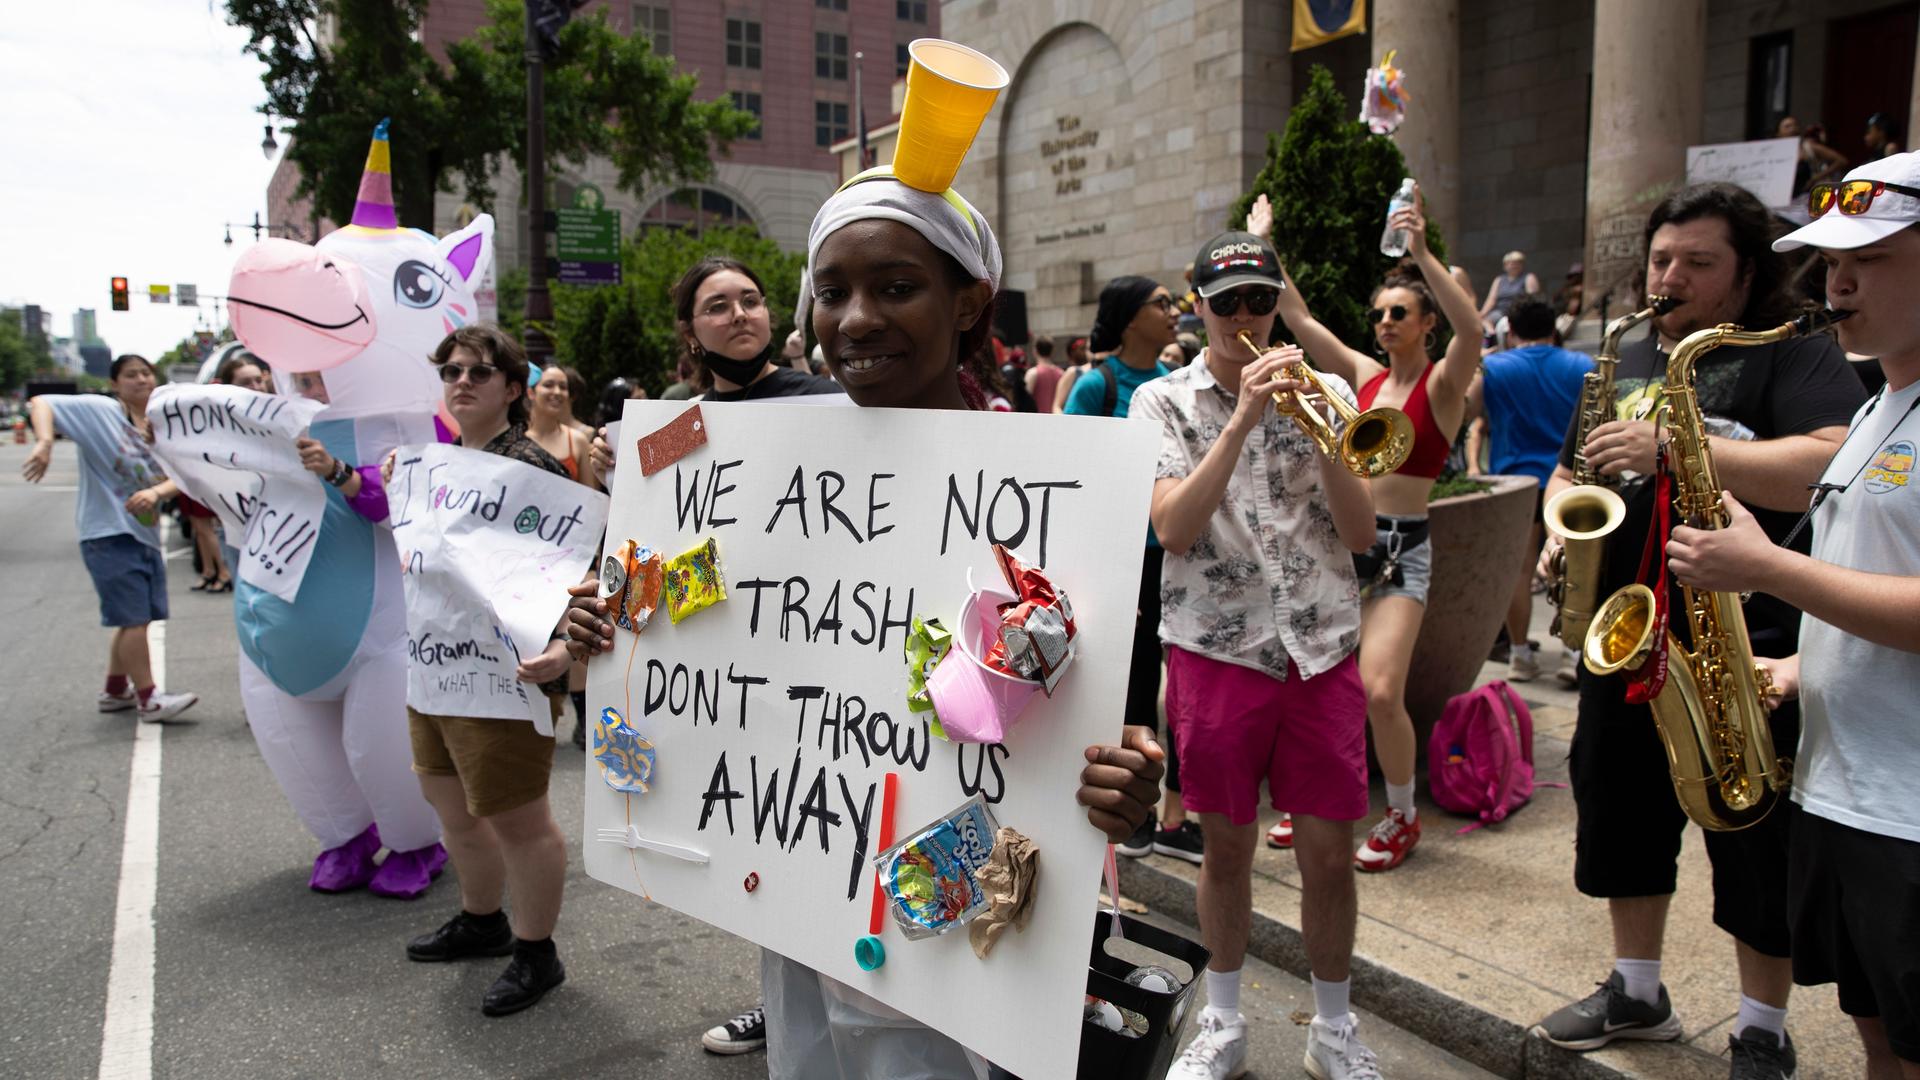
[
  {"xmin": 1531, "ymin": 183, "xmax": 1866, "ymax": 1079},
  {"xmin": 1668, "ymin": 153, "xmax": 1920, "ymax": 1080}
]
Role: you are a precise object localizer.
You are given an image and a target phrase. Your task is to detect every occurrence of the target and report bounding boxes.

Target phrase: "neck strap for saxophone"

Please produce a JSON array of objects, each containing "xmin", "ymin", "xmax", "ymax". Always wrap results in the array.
[{"xmin": 1625, "ymin": 443, "xmax": 1674, "ymax": 704}]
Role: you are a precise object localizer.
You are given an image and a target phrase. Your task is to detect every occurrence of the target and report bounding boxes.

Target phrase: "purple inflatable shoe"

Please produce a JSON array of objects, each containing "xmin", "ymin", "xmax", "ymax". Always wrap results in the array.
[
  {"xmin": 368, "ymin": 843, "xmax": 449, "ymax": 900},
  {"xmin": 310, "ymin": 824, "xmax": 382, "ymax": 893}
]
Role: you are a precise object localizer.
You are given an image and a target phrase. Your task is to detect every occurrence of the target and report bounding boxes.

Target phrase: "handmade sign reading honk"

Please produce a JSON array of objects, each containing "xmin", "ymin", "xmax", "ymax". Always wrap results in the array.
[
  {"xmin": 586, "ymin": 400, "xmax": 1157, "ymax": 1080},
  {"xmin": 145, "ymin": 384, "xmax": 329, "ymax": 602},
  {"xmin": 387, "ymin": 442, "xmax": 609, "ymax": 732}
]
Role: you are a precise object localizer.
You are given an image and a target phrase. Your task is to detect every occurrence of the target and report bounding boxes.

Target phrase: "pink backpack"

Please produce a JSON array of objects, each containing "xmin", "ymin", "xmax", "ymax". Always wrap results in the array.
[{"xmin": 1428, "ymin": 681, "xmax": 1536, "ymax": 829}]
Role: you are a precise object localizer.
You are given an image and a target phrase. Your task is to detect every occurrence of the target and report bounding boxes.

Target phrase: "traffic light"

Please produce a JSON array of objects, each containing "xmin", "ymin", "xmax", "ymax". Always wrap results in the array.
[{"xmin": 111, "ymin": 277, "xmax": 129, "ymax": 312}]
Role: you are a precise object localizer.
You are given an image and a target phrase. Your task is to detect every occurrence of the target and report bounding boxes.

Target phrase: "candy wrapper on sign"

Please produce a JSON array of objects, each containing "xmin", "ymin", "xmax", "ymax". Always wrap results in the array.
[
  {"xmin": 982, "ymin": 544, "xmax": 1078, "ymax": 695},
  {"xmin": 601, "ymin": 540, "xmax": 665, "ymax": 634},
  {"xmin": 1360, "ymin": 49, "xmax": 1412, "ymax": 135},
  {"xmin": 875, "ymin": 794, "xmax": 998, "ymax": 941},
  {"xmin": 663, "ymin": 537, "xmax": 726, "ymax": 623},
  {"xmin": 903, "ymin": 615, "xmax": 954, "ymax": 741},
  {"xmin": 592, "ymin": 706, "xmax": 657, "ymax": 794}
]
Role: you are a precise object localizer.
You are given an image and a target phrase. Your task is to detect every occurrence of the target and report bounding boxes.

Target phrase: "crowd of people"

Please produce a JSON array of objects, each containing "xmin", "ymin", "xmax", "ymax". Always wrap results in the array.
[{"xmin": 19, "ymin": 125, "xmax": 1920, "ymax": 1079}]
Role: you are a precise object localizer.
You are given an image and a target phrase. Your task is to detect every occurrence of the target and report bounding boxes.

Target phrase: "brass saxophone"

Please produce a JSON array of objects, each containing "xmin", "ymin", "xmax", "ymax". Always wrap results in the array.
[
  {"xmin": 1582, "ymin": 309, "xmax": 1850, "ymax": 831},
  {"xmin": 1544, "ymin": 296, "xmax": 1677, "ymax": 650}
]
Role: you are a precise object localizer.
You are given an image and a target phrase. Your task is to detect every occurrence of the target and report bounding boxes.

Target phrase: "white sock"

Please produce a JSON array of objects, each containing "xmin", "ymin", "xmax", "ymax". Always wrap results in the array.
[
  {"xmin": 1512, "ymin": 642, "xmax": 1535, "ymax": 660},
  {"xmin": 1311, "ymin": 975, "xmax": 1351, "ymax": 1025},
  {"xmin": 1386, "ymin": 780, "xmax": 1416, "ymax": 821},
  {"xmin": 1203, "ymin": 968, "xmax": 1242, "ymax": 1020},
  {"xmin": 1614, "ymin": 958, "xmax": 1662, "ymax": 1006},
  {"xmin": 1735, "ymin": 995, "xmax": 1788, "ymax": 1040}
]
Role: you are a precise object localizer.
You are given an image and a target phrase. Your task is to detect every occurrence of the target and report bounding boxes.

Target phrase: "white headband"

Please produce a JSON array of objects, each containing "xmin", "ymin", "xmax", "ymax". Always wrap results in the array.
[{"xmin": 795, "ymin": 170, "xmax": 1002, "ymax": 333}]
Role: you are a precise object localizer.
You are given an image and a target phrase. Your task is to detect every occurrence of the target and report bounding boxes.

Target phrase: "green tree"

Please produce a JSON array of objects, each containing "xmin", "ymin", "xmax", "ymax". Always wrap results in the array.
[
  {"xmin": 551, "ymin": 224, "xmax": 805, "ymax": 397},
  {"xmin": 227, "ymin": 0, "xmax": 756, "ymax": 231},
  {"xmin": 1229, "ymin": 65, "xmax": 1446, "ymax": 353},
  {"xmin": 0, "ymin": 309, "xmax": 46, "ymax": 394}
]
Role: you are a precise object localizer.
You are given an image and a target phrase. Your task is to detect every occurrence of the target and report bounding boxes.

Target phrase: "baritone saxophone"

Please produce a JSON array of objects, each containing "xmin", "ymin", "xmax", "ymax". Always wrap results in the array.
[
  {"xmin": 1545, "ymin": 296, "xmax": 1677, "ymax": 651},
  {"xmin": 1582, "ymin": 309, "xmax": 1850, "ymax": 831}
]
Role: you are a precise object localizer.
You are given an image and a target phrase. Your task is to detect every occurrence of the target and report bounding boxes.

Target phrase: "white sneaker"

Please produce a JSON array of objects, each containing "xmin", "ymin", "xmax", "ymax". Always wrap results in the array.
[
  {"xmin": 1507, "ymin": 645, "xmax": 1541, "ymax": 683},
  {"xmin": 1305, "ymin": 1013, "xmax": 1383, "ymax": 1080},
  {"xmin": 1167, "ymin": 1009, "xmax": 1247, "ymax": 1079},
  {"xmin": 1555, "ymin": 648, "xmax": 1581, "ymax": 688},
  {"xmin": 137, "ymin": 690, "xmax": 198, "ymax": 723},
  {"xmin": 98, "ymin": 688, "xmax": 137, "ymax": 713}
]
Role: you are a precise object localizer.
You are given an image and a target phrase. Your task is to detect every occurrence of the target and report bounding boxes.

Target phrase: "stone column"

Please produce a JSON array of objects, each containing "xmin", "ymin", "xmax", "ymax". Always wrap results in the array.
[
  {"xmin": 1374, "ymin": 0, "xmax": 1459, "ymax": 247},
  {"xmin": 1583, "ymin": 0, "xmax": 1707, "ymax": 314}
]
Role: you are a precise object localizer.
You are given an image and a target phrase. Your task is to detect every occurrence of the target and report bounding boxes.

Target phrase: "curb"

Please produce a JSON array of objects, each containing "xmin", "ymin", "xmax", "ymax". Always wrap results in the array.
[{"xmin": 1117, "ymin": 857, "xmax": 1728, "ymax": 1080}]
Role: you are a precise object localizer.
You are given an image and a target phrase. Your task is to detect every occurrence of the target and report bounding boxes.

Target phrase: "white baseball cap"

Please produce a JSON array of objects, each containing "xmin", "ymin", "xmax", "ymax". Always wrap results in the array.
[{"xmin": 1775, "ymin": 151, "xmax": 1920, "ymax": 251}]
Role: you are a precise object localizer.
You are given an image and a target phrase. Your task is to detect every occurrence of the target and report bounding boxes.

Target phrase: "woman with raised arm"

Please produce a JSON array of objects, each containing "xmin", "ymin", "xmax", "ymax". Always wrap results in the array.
[{"xmin": 1250, "ymin": 186, "xmax": 1483, "ymax": 871}]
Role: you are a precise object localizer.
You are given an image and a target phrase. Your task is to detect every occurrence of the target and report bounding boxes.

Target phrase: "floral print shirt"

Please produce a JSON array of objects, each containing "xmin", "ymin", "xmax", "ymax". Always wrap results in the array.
[{"xmin": 1129, "ymin": 352, "xmax": 1362, "ymax": 681}]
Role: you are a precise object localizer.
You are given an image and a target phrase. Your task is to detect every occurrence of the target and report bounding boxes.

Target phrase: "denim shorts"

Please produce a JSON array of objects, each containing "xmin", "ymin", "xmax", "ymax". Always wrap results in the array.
[
  {"xmin": 1360, "ymin": 514, "xmax": 1432, "ymax": 606},
  {"xmin": 80, "ymin": 533, "xmax": 169, "ymax": 627}
]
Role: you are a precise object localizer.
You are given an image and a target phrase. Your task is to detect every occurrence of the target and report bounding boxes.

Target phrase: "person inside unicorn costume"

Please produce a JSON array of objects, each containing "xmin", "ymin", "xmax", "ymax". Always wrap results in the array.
[{"xmin": 221, "ymin": 120, "xmax": 495, "ymax": 898}]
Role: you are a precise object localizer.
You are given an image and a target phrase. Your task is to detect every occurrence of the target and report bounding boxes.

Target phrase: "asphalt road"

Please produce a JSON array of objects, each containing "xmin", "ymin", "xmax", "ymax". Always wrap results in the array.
[{"xmin": 0, "ymin": 437, "xmax": 1489, "ymax": 1080}]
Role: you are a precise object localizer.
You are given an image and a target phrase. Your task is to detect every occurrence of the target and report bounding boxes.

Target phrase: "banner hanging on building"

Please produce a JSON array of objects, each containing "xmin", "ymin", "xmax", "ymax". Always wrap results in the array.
[{"xmin": 1292, "ymin": 0, "xmax": 1366, "ymax": 52}]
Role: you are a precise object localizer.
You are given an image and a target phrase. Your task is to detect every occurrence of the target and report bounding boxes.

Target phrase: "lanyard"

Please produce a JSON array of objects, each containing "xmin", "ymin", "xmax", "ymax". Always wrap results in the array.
[{"xmin": 1781, "ymin": 386, "xmax": 1920, "ymax": 549}]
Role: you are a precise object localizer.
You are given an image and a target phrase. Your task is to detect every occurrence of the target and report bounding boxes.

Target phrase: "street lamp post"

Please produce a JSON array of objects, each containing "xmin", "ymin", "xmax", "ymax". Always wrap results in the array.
[{"xmin": 222, "ymin": 211, "xmax": 305, "ymax": 246}]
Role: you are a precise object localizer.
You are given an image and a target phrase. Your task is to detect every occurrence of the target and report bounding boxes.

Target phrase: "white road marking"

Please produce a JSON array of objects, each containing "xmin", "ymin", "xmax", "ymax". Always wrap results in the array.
[{"xmin": 97, "ymin": 587, "xmax": 167, "ymax": 1077}]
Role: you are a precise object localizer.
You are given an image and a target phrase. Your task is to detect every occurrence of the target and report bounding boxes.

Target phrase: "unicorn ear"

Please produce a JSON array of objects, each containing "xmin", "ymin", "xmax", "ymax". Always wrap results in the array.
[{"xmin": 437, "ymin": 213, "xmax": 495, "ymax": 289}]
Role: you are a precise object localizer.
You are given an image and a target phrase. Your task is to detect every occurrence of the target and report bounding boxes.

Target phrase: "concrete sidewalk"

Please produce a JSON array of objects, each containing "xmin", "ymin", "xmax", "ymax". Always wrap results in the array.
[{"xmin": 1120, "ymin": 602, "xmax": 1866, "ymax": 1079}]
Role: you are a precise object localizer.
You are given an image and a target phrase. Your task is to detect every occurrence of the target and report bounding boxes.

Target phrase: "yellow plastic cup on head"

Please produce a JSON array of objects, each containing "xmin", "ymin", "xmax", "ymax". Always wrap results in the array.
[{"xmin": 892, "ymin": 38, "xmax": 1010, "ymax": 194}]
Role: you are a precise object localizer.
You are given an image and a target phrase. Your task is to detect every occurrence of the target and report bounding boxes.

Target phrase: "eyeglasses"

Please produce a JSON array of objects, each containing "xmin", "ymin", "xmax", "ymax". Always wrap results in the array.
[
  {"xmin": 1206, "ymin": 287, "xmax": 1280, "ymax": 317},
  {"xmin": 1368, "ymin": 304, "xmax": 1410, "ymax": 324},
  {"xmin": 700, "ymin": 293, "xmax": 764, "ymax": 319},
  {"xmin": 437, "ymin": 362, "xmax": 500, "ymax": 385},
  {"xmin": 1807, "ymin": 179, "xmax": 1920, "ymax": 218},
  {"xmin": 1144, "ymin": 295, "xmax": 1175, "ymax": 312}
]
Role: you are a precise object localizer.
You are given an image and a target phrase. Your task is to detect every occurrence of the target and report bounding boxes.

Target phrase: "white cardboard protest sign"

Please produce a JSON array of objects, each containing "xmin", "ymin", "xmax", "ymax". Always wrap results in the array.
[
  {"xmin": 1686, "ymin": 136, "xmax": 1799, "ymax": 209},
  {"xmin": 387, "ymin": 442, "xmax": 609, "ymax": 731},
  {"xmin": 585, "ymin": 400, "xmax": 1158, "ymax": 1080},
  {"xmin": 145, "ymin": 384, "xmax": 328, "ymax": 602}
]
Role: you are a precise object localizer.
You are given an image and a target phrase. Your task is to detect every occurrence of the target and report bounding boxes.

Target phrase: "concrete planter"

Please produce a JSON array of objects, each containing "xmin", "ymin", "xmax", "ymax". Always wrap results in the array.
[{"xmin": 1402, "ymin": 473, "xmax": 1538, "ymax": 753}]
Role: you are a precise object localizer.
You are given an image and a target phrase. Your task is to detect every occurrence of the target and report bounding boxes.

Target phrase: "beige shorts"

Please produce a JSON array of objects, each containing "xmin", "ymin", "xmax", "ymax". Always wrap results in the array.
[{"xmin": 408, "ymin": 707, "xmax": 554, "ymax": 818}]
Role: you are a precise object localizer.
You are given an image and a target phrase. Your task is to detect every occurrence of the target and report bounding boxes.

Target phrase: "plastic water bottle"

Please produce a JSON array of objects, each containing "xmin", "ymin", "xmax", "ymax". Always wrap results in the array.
[{"xmin": 1379, "ymin": 177, "xmax": 1417, "ymax": 257}]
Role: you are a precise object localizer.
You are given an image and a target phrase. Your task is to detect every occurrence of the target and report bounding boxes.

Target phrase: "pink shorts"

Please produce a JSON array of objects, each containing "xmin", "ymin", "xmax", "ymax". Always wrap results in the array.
[{"xmin": 1165, "ymin": 646, "xmax": 1369, "ymax": 825}]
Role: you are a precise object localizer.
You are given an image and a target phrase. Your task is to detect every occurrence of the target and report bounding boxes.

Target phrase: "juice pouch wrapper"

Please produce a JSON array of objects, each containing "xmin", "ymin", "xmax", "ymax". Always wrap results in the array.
[{"xmin": 874, "ymin": 794, "xmax": 998, "ymax": 940}]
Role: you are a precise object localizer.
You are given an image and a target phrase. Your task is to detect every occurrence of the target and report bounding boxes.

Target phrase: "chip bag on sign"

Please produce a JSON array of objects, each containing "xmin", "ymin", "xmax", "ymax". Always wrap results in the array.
[{"xmin": 981, "ymin": 544, "xmax": 1077, "ymax": 694}]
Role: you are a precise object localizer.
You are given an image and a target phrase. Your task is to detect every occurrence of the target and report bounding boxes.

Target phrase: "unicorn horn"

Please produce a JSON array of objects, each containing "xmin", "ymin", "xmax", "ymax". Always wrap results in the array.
[{"xmin": 350, "ymin": 118, "xmax": 399, "ymax": 230}]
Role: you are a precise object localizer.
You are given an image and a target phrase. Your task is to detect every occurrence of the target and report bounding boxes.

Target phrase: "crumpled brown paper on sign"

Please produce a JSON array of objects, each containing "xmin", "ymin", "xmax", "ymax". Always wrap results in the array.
[{"xmin": 969, "ymin": 827, "xmax": 1039, "ymax": 958}]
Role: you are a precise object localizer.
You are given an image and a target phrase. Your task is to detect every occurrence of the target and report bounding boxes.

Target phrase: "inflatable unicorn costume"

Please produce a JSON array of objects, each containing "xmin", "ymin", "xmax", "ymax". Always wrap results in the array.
[{"xmin": 226, "ymin": 122, "xmax": 494, "ymax": 898}]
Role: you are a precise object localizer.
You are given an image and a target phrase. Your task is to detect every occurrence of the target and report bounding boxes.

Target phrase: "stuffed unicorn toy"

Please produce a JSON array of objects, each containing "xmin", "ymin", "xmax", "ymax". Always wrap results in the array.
[{"xmin": 224, "ymin": 120, "xmax": 493, "ymax": 898}]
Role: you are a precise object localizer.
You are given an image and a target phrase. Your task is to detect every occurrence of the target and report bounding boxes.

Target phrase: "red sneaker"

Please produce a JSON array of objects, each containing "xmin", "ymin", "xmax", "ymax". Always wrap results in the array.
[
  {"xmin": 1265, "ymin": 814, "xmax": 1294, "ymax": 849},
  {"xmin": 1354, "ymin": 809, "xmax": 1420, "ymax": 872}
]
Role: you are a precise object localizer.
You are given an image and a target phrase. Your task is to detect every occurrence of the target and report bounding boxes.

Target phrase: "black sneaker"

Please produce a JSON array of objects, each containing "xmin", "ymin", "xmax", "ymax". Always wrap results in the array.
[
  {"xmin": 1530, "ymin": 971, "xmax": 1683, "ymax": 1050},
  {"xmin": 481, "ymin": 943, "xmax": 566, "ymax": 1017},
  {"xmin": 1727, "ymin": 1027, "xmax": 1796, "ymax": 1080},
  {"xmin": 1115, "ymin": 812, "xmax": 1156, "ymax": 859},
  {"xmin": 1151, "ymin": 820, "xmax": 1204, "ymax": 864},
  {"xmin": 702, "ymin": 1003, "xmax": 767, "ymax": 1055},
  {"xmin": 405, "ymin": 911, "xmax": 514, "ymax": 963}
]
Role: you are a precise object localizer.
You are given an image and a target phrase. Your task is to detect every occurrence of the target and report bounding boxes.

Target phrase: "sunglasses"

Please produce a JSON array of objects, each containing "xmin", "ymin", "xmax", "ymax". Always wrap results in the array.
[
  {"xmin": 1808, "ymin": 179, "xmax": 1920, "ymax": 218},
  {"xmin": 1207, "ymin": 287, "xmax": 1280, "ymax": 317},
  {"xmin": 1368, "ymin": 304, "xmax": 1410, "ymax": 324},
  {"xmin": 437, "ymin": 362, "xmax": 500, "ymax": 385}
]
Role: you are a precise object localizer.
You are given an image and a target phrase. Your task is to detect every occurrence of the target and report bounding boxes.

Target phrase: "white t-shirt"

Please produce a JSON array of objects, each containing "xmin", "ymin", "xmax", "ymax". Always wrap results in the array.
[{"xmin": 1796, "ymin": 376, "xmax": 1920, "ymax": 842}]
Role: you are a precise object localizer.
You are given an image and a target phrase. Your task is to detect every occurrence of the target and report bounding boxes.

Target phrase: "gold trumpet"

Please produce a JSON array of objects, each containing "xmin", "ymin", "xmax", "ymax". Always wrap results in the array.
[{"xmin": 1235, "ymin": 330, "xmax": 1414, "ymax": 477}]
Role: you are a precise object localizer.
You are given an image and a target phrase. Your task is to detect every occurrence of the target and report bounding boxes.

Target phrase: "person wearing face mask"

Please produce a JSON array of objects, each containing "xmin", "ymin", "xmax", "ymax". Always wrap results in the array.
[
  {"xmin": 1529, "ymin": 184, "xmax": 1865, "ymax": 1077},
  {"xmin": 674, "ymin": 258, "xmax": 837, "ymax": 402},
  {"xmin": 1251, "ymin": 186, "xmax": 1484, "ymax": 875},
  {"xmin": 22, "ymin": 354, "xmax": 199, "ymax": 722}
]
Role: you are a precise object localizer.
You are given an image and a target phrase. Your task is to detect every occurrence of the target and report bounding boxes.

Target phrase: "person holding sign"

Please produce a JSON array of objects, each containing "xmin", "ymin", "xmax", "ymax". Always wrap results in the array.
[
  {"xmin": 395, "ymin": 325, "xmax": 579, "ymax": 1018},
  {"xmin": 21, "ymin": 354, "xmax": 199, "ymax": 722},
  {"xmin": 1132, "ymin": 231, "xmax": 1383, "ymax": 1080},
  {"xmin": 1250, "ymin": 186, "xmax": 1484, "ymax": 874}
]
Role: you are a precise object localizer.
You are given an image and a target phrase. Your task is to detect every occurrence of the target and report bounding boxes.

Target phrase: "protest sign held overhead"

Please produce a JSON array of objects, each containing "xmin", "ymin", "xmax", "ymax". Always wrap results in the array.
[
  {"xmin": 386, "ymin": 442, "xmax": 609, "ymax": 732},
  {"xmin": 586, "ymin": 400, "xmax": 1156, "ymax": 1080},
  {"xmin": 144, "ymin": 383, "xmax": 329, "ymax": 602}
]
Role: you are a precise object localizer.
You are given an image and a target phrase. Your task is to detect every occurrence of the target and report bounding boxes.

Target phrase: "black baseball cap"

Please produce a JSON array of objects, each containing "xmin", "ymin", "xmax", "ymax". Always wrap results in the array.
[{"xmin": 1192, "ymin": 230, "xmax": 1285, "ymax": 298}]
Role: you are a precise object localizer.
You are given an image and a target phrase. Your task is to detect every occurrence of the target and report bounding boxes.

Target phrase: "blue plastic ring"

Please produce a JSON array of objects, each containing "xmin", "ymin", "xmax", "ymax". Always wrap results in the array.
[{"xmin": 855, "ymin": 935, "xmax": 886, "ymax": 971}]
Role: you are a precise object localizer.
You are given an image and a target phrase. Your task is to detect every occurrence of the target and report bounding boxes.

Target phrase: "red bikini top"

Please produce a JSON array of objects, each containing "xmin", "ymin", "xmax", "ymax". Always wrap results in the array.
[{"xmin": 1356, "ymin": 368, "xmax": 1450, "ymax": 479}]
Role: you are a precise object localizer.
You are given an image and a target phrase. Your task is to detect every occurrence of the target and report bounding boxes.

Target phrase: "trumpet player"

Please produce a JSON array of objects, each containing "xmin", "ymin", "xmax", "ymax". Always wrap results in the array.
[
  {"xmin": 1133, "ymin": 228, "xmax": 1379, "ymax": 1080},
  {"xmin": 1531, "ymin": 183, "xmax": 1865, "ymax": 1080},
  {"xmin": 1248, "ymin": 185, "xmax": 1484, "ymax": 872},
  {"xmin": 1668, "ymin": 153, "xmax": 1920, "ymax": 1080}
]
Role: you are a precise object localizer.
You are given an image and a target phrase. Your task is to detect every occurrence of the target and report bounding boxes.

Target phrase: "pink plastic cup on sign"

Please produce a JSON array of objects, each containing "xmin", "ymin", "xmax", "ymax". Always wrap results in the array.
[{"xmin": 925, "ymin": 585, "xmax": 1042, "ymax": 744}]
